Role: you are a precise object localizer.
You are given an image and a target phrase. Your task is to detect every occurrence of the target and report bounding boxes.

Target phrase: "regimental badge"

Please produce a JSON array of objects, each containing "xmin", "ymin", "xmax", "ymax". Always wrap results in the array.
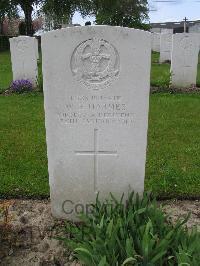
[{"xmin": 71, "ymin": 38, "xmax": 120, "ymax": 90}]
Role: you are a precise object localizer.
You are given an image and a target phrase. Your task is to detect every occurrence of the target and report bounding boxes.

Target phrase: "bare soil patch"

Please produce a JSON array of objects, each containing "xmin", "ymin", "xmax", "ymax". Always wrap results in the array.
[{"xmin": 0, "ymin": 199, "xmax": 199, "ymax": 266}]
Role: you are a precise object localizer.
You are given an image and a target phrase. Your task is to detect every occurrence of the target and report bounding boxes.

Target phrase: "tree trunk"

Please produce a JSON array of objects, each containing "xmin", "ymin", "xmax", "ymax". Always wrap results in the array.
[
  {"xmin": 21, "ymin": 3, "xmax": 33, "ymax": 36},
  {"xmin": 0, "ymin": 16, "xmax": 5, "ymax": 35}
]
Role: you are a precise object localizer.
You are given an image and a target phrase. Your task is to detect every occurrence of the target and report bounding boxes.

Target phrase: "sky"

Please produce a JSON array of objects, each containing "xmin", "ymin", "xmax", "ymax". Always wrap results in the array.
[{"xmin": 72, "ymin": 0, "xmax": 200, "ymax": 25}]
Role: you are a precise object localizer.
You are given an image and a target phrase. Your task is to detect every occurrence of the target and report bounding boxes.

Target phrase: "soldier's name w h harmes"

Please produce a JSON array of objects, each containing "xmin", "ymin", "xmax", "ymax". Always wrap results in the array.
[{"xmin": 59, "ymin": 95, "xmax": 134, "ymax": 125}]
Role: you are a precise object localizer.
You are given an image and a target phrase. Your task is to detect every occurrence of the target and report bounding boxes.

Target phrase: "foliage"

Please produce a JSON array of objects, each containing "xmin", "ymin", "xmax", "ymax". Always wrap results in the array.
[
  {"xmin": 41, "ymin": 0, "xmax": 94, "ymax": 29},
  {"xmin": 63, "ymin": 192, "xmax": 200, "ymax": 265},
  {"xmin": 42, "ymin": 0, "xmax": 149, "ymax": 29},
  {"xmin": 79, "ymin": 0, "xmax": 149, "ymax": 29},
  {"xmin": 10, "ymin": 79, "xmax": 33, "ymax": 93},
  {"xmin": 41, "ymin": 0, "xmax": 78, "ymax": 29},
  {"xmin": 0, "ymin": 0, "xmax": 19, "ymax": 35},
  {"xmin": 0, "ymin": 0, "xmax": 18, "ymax": 20}
]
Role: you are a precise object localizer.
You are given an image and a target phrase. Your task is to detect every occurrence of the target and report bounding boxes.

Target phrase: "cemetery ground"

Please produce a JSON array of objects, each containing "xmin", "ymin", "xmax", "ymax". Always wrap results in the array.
[{"xmin": 0, "ymin": 49, "xmax": 200, "ymax": 264}]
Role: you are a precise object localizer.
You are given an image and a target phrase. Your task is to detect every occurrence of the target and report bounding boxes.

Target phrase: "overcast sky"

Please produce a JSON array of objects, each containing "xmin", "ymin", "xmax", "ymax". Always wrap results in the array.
[{"xmin": 72, "ymin": 0, "xmax": 200, "ymax": 25}]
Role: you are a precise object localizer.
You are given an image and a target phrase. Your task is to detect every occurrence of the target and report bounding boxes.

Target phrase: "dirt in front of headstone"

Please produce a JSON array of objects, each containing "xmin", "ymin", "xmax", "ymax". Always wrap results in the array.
[
  {"xmin": 0, "ymin": 199, "xmax": 79, "ymax": 266},
  {"xmin": 0, "ymin": 199, "xmax": 199, "ymax": 266}
]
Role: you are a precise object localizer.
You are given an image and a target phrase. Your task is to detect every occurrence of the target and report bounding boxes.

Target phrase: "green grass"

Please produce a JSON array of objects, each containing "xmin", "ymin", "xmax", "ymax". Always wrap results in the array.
[
  {"xmin": 146, "ymin": 93, "xmax": 200, "ymax": 198},
  {"xmin": 0, "ymin": 93, "xmax": 49, "ymax": 197},
  {"xmin": 0, "ymin": 93, "xmax": 200, "ymax": 198},
  {"xmin": 0, "ymin": 51, "xmax": 12, "ymax": 92}
]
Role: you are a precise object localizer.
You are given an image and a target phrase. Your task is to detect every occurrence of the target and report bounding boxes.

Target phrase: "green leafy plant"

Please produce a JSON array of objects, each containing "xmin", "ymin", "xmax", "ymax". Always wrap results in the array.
[{"xmin": 62, "ymin": 192, "xmax": 200, "ymax": 265}]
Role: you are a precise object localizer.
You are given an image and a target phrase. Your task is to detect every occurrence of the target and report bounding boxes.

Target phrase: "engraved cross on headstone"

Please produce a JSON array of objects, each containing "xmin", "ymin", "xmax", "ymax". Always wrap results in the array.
[{"xmin": 75, "ymin": 128, "xmax": 118, "ymax": 192}]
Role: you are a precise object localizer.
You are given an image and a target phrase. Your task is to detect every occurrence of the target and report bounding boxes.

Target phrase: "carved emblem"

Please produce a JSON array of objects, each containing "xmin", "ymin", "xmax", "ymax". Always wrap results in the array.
[
  {"xmin": 180, "ymin": 37, "xmax": 194, "ymax": 67},
  {"xmin": 180, "ymin": 37, "xmax": 193, "ymax": 51},
  {"xmin": 71, "ymin": 38, "xmax": 120, "ymax": 90},
  {"xmin": 16, "ymin": 39, "xmax": 29, "ymax": 52}
]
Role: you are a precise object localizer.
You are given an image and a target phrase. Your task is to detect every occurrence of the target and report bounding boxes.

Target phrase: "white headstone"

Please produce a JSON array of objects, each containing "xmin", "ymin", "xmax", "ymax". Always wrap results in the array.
[
  {"xmin": 9, "ymin": 36, "xmax": 38, "ymax": 86},
  {"xmin": 171, "ymin": 33, "xmax": 199, "ymax": 87},
  {"xmin": 151, "ymin": 32, "xmax": 160, "ymax": 52},
  {"xmin": 160, "ymin": 33, "xmax": 173, "ymax": 63},
  {"xmin": 161, "ymin": 28, "xmax": 173, "ymax": 34},
  {"xmin": 34, "ymin": 37, "xmax": 39, "ymax": 60},
  {"xmin": 42, "ymin": 26, "xmax": 151, "ymax": 220}
]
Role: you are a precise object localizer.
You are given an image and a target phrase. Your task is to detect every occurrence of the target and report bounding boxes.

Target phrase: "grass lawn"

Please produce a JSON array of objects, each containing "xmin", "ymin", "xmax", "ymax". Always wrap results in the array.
[
  {"xmin": 0, "ymin": 93, "xmax": 200, "ymax": 199},
  {"xmin": 146, "ymin": 93, "xmax": 200, "ymax": 198},
  {"xmin": 0, "ymin": 51, "xmax": 12, "ymax": 92},
  {"xmin": 0, "ymin": 93, "xmax": 49, "ymax": 197}
]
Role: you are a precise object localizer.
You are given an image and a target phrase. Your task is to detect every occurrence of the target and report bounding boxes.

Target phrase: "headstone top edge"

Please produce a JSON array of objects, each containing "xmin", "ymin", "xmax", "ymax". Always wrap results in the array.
[
  {"xmin": 41, "ymin": 25, "xmax": 151, "ymax": 40},
  {"xmin": 9, "ymin": 36, "xmax": 36, "ymax": 42},
  {"xmin": 173, "ymin": 32, "xmax": 200, "ymax": 37},
  {"xmin": 160, "ymin": 32, "xmax": 173, "ymax": 35}
]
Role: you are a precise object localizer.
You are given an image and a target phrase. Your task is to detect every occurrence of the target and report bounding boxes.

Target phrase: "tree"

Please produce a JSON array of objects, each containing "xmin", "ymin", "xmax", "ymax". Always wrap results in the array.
[
  {"xmin": 42, "ymin": 0, "xmax": 84, "ymax": 29},
  {"xmin": 80, "ymin": 0, "xmax": 149, "ymax": 29},
  {"xmin": 11, "ymin": 0, "xmax": 42, "ymax": 36},
  {"xmin": 0, "ymin": 0, "xmax": 18, "ymax": 34}
]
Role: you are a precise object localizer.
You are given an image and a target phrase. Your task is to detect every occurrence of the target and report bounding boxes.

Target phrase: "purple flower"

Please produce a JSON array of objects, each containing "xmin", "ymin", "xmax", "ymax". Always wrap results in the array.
[{"xmin": 10, "ymin": 79, "xmax": 33, "ymax": 93}]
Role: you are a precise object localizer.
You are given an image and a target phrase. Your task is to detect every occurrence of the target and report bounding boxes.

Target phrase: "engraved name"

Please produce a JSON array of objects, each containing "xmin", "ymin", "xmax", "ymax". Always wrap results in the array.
[{"xmin": 58, "ymin": 95, "xmax": 134, "ymax": 125}]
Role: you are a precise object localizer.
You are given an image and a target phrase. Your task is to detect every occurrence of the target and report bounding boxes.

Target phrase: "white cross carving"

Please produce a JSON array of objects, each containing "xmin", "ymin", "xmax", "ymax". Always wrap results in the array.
[{"xmin": 75, "ymin": 128, "xmax": 118, "ymax": 192}]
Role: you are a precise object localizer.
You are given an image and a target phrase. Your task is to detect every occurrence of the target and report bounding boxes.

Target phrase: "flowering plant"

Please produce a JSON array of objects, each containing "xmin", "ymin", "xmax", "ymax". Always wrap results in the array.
[{"xmin": 10, "ymin": 79, "xmax": 33, "ymax": 93}]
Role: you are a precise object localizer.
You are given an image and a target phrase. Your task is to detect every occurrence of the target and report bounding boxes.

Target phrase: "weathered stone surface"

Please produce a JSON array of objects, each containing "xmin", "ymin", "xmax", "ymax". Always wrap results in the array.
[
  {"xmin": 161, "ymin": 28, "xmax": 173, "ymax": 34},
  {"xmin": 9, "ymin": 36, "xmax": 38, "ymax": 86},
  {"xmin": 160, "ymin": 33, "xmax": 173, "ymax": 63},
  {"xmin": 171, "ymin": 33, "xmax": 199, "ymax": 87},
  {"xmin": 42, "ymin": 26, "xmax": 151, "ymax": 220},
  {"xmin": 151, "ymin": 32, "xmax": 160, "ymax": 52}
]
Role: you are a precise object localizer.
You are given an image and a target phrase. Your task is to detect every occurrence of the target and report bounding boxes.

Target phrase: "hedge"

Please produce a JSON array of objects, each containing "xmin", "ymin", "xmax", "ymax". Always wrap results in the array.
[{"xmin": 0, "ymin": 35, "xmax": 12, "ymax": 51}]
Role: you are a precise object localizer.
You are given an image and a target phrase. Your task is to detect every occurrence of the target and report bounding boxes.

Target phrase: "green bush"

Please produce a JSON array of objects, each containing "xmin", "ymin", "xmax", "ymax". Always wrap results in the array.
[{"xmin": 63, "ymin": 192, "xmax": 200, "ymax": 265}]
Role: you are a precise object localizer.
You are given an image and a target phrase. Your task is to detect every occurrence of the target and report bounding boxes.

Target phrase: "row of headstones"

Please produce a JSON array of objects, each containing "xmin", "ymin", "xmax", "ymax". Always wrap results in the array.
[
  {"xmin": 151, "ymin": 32, "xmax": 200, "ymax": 87},
  {"xmin": 10, "ymin": 32, "xmax": 200, "ymax": 90}
]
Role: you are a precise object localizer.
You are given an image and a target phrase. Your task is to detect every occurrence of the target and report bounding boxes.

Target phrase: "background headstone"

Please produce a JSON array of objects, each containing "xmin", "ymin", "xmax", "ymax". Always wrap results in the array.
[
  {"xmin": 171, "ymin": 33, "xmax": 199, "ymax": 87},
  {"xmin": 42, "ymin": 26, "xmax": 151, "ymax": 220},
  {"xmin": 9, "ymin": 36, "xmax": 38, "ymax": 86},
  {"xmin": 161, "ymin": 28, "xmax": 173, "ymax": 34},
  {"xmin": 160, "ymin": 33, "xmax": 173, "ymax": 63},
  {"xmin": 151, "ymin": 32, "xmax": 160, "ymax": 52}
]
